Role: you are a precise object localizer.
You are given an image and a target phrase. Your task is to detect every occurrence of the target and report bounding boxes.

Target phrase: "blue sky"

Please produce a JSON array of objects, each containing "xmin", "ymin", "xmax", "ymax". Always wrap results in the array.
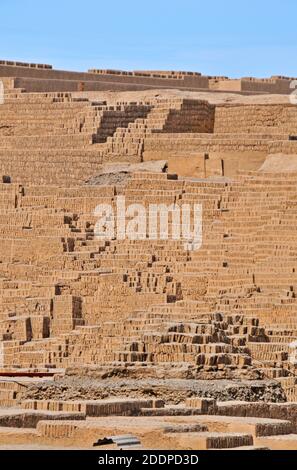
[{"xmin": 1, "ymin": 0, "xmax": 296, "ymax": 78}]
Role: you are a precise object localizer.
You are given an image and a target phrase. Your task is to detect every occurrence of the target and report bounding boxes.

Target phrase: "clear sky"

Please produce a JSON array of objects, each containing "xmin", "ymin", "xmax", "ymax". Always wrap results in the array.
[{"xmin": 1, "ymin": 0, "xmax": 297, "ymax": 78}]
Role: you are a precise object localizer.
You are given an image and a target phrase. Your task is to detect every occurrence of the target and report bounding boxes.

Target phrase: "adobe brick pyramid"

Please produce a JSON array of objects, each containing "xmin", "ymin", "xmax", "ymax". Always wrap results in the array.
[{"xmin": 0, "ymin": 62, "xmax": 297, "ymax": 450}]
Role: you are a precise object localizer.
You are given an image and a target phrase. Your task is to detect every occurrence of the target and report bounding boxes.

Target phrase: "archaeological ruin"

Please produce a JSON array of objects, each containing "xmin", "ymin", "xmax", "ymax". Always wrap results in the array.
[{"xmin": 1, "ymin": 61, "xmax": 297, "ymax": 450}]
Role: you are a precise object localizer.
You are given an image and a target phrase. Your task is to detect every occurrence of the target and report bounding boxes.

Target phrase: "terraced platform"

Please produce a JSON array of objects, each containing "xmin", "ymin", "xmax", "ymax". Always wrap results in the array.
[{"xmin": 1, "ymin": 63, "xmax": 297, "ymax": 450}]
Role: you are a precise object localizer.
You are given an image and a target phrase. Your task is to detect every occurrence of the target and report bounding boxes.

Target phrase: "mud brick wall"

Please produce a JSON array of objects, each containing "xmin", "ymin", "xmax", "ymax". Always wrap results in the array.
[
  {"xmin": 240, "ymin": 77, "xmax": 294, "ymax": 94},
  {"xmin": 209, "ymin": 76, "xmax": 296, "ymax": 94},
  {"xmin": 0, "ymin": 60, "xmax": 52, "ymax": 69},
  {"xmin": 214, "ymin": 104, "xmax": 297, "ymax": 134},
  {"xmin": 1, "ymin": 172, "xmax": 297, "ymax": 397},
  {"xmin": 0, "ymin": 64, "xmax": 209, "ymax": 92},
  {"xmin": 0, "ymin": 93, "xmax": 295, "ymax": 184}
]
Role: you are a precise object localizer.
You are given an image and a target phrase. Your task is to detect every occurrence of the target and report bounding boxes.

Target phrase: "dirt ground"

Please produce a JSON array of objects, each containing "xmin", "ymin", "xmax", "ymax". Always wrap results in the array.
[
  {"xmin": 72, "ymin": 88, "xmax": 294, "ymax": 105},
  {"xmin": 22, "ymin": 377, "xmax": 286, "ymax": 404}
]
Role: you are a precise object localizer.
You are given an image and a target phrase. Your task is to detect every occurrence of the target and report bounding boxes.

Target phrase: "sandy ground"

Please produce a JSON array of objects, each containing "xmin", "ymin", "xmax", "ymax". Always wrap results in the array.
[{"xmin": 72, "ymin": 88, "xmax": 293, "ymax": 105}]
